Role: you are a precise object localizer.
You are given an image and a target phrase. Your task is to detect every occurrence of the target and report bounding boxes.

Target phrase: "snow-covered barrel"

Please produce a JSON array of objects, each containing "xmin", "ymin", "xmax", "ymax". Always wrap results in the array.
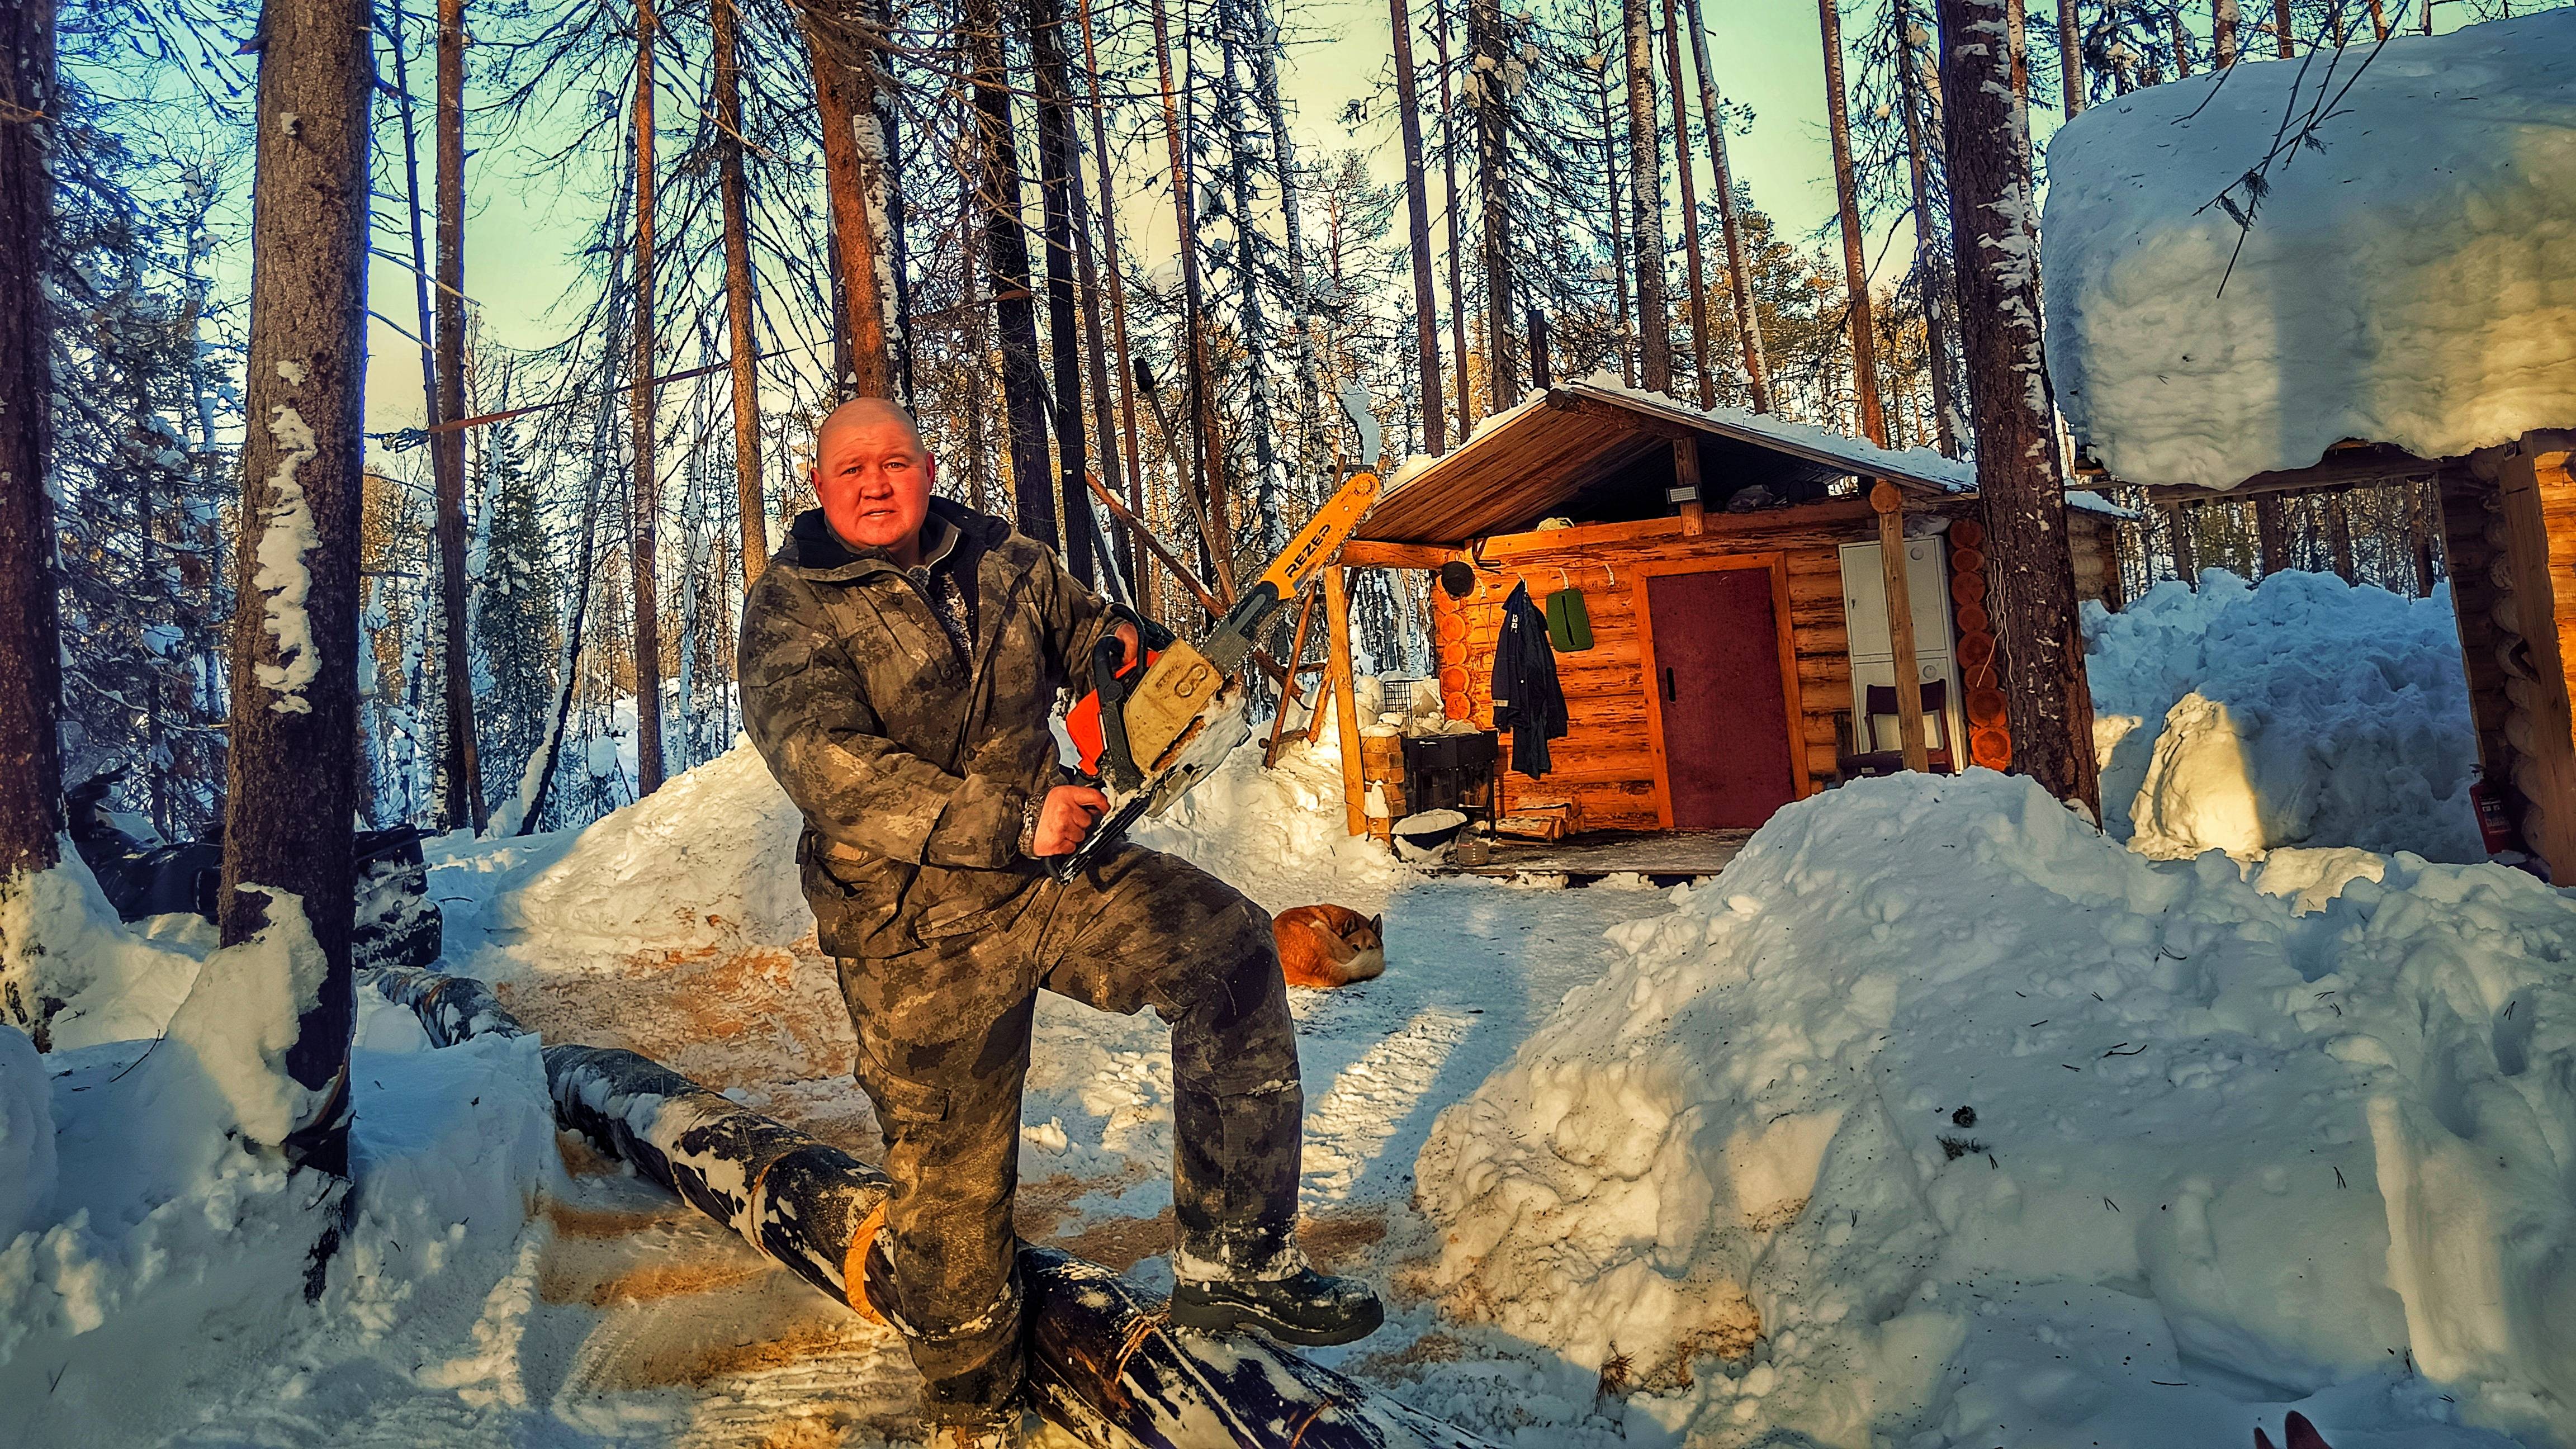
[{"xmin": 369, "ymin": 967, "xmax": 1493, "ymax": 1449}]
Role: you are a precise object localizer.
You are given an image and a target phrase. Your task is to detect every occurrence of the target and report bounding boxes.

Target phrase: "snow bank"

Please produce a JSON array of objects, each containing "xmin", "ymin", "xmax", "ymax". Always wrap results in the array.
[
  {"xmin": 499, "ymin": 734, "xmax": 1401, "ymax": 964},
  {"xmin": 0, "ymin": 851, "xmax": 213, "ymax": 1053},
  {"xmin": 1416, "ymin": 771, "xmax": 2573, "ymax": 1448},
  {"xmin": 1130, "ymin": 736, "xmax": 1404, "ymax": 914},
  {"xmin": 2087, "ymin": 571, "xmax": 2482, "ymax": 860},
  {"xmin": 0, "ymin": 1025, "xmax": 53, "ymax": 1243},
  {"xmin": 2042, "ymin": 13, "xmax": 2576, "ymax": 490},
  {"xmin": 499, "ymin": 739, "xmax": 816, "ymax": 953}
]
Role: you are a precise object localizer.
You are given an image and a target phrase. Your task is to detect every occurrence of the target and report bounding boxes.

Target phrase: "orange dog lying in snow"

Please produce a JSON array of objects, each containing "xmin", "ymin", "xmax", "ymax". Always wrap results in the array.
[{"xmin": 1271, "ymin": 905, "xmax": 1386, "ymax": 989}]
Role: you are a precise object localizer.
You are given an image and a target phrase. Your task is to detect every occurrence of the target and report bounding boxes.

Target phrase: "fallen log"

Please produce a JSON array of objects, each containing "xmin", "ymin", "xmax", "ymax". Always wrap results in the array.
[{"xmin": 370, "ymin": 966, "xmax": 1493, "ymax": 1448}]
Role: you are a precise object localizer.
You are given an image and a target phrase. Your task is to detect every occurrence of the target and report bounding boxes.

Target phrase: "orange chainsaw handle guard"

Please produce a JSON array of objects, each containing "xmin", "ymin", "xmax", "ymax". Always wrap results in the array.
[{"xmin": 1067, "ymin": 647, "xmax": 1162, "ymax": 777}]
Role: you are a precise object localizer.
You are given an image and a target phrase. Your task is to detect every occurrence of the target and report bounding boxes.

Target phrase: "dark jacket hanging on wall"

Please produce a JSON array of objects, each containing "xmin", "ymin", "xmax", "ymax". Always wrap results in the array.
[{"xmin": 1491, "ymin": 581, "xmax": 1569, "ymax": 776}]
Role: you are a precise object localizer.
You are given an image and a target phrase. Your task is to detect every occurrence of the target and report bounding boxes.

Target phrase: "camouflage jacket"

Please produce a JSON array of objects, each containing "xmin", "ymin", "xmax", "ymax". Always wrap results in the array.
[{"xmin": 738, "ymin": 498, "xmax": 1116, "ymax": 957}]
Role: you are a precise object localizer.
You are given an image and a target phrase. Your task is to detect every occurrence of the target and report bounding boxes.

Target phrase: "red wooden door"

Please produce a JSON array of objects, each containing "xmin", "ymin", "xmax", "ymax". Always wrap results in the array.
[{"xmin": 1646, "ymin": 568, "xmax": 1797, "ymax": 829}]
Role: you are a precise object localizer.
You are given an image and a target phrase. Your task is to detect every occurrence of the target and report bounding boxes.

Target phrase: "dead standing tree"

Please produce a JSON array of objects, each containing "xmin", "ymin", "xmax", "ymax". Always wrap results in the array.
[
  {"xmin": 1468, "ymin": 0, "xmax": 1518, "ymax": 411},
  {"xmin": 1684, "ymin": 0, "xmax": 1769, "ymax": 409},
  {"xmin": 967, "ymin": 0, "xmax": 1057, "ymax": 550},
  {"xmin": 1030, "ymin": 0, "xmax": 1096, "ymax": 581},
  {"xmin": 1623, "ymin": 0, "xmax": 1669, "ymax": 393},
  {"xmin": 1935, "ymin": 0, "xmax": 2100, "ymax": 812},
  {"xmin": 1390, "ymin": 0, "xmax": 1447, "ymax": 449},
  {"xmin": 1657, "ymin": 0, "xmax": 1712, "ymax": 408},
  {"xmin": 1820, "ymin": 0, "xmax": 1887, "ymax": 443},
  {"xmin": 801, "ymin": 0, "xmax": 897, "ymax": 397},
  {"xmin": 0, "ymin": 0, "xmax": 62, "ymax": 1012},
  {"xmin": 1145, "ymin": 0, "xmax": 1238, "ymax": 596},
  {"xmin": 220, "ymin": 0, "xmax": 377, "ymax": 1177},
  {"xmin": 433, "ymin": 0, "xmax": 484, "ymax": 829},
  {"xmin": 1431, "ymin": 0, "xmax": 1475, "ymax": 435},
  {"xmin": 631, "ymin": 0, "xmax": 666, "ymax": 795},
  {"xmin": 714, "ymin": 0, "xmax": 768, "ymax": 588}
]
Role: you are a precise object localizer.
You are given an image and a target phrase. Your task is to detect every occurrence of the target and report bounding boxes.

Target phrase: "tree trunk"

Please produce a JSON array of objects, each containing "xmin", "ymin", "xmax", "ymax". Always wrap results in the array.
[
  {"xmin": 1658, "ymin": 0, "xmax": 1713, "ymax": 408},
  {"xmin": 1391, "ymin": 0, "xmax": 1447, "ymax": 448},
  {"xmin": 220, "ymin": 0, "xmax": 375, "ymax": 1175},
  {"xmin": 2058, "ymin": 0, "xmax": 2083, "ymax": 112},
  {"xmin": 1624, "ymin": 0, "xmax": 1671, "ymax": 393},
  {"xmin": 1470, "ymin": 0, "xmax": 1518, "ymax": 412},
  {"xmin": 2409, "ymin": 479, "xmax": 2437, "ymax": 596},
  {"xmin": 967, "ymin": 0, "xmax": 1057, "ymax": 549},
  {"xmin": 1076, "ymin": 0, "xmax": 1149, "ymax": 598},
  {"xmin": 1684, "ymin": 0, "xmax": 1768, "ymax": 410},
  {"xmin": 2327, "ymin": 490, "xmax": 2356, "ymax": 581},
  {"xmin": 631, "ymin": 0, "xmax": 665, "ymax": 796},
  {"xmin": 1144, "ymin": 0, "xmax": 1238, "ymax": 597},
  {"xmin": 2165, "ymin": 502, "xmax": 2197, "ymax": 586},
  {"xmin": 874, "ymin": 0, "xmax": 915, "ymax": 405},
  {"xmin": 433, "ymin": 0, "xmax": 483, "ymax": 831},
  {"xmin": 1061, "ymin": 0, "xmax": 1128, "ymax": 590},
  {"xmin": 1594, "ymin": 21, "xmax": 1635, "ymax": 389},
  {"xmin": 1251, "ymin": 15, "xmax": 1325, "ymax": 482},
  {"xmin": 2169, "ymin": 13, "xmax": 2192, "ymax": 73},
  {"xmin": 1895, "ymin": 0, "xmax": 1959, "ymax": 454},
  {"xmin": 1432, "ymin": 0, "xmax": 1476, "ymax": 436},
  {"xmin": 2254, "ymin": 494, "xmax": 2288, "ymax": 575},
  {"xmin": 1821, "ymin": 0, "xmax": 1886, "ymax": 444},
  {"xmin": 800, "ymin": 0, "xmax": 894, "ymax": 397},
  {"xmin": 960, "ymin": 242, "xmax": 993, "ymax": 514},
  {"xmin": 1936, "ymin": 0, "xmax": 2099, "ymax": 812},
  {"xmin": 0, "ymin": 0, "xmax": 59, "ymax": 891},
  {"xmin": 2273, "ymin": 0, "xmax": 2294, "ymax": 56},
  {"xmin": 1030, "ymin": 0, "xmax": 1093, "ymax": 580},
  {"xmin": 714, "ymin": 0, "xmax": 768, "ymax": 589}
]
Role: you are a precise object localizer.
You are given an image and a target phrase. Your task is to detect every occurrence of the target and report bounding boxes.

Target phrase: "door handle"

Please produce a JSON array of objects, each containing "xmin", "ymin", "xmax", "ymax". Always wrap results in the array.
[{"xmin": 1663, "ymin": 666, "xmax": 1675, "ymax": 702}]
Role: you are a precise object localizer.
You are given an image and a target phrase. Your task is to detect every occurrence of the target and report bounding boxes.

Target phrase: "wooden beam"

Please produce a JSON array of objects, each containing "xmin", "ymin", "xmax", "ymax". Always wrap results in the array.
[
  {"xmin": 1082, "ymin": 470, "xmax": 1225, "ymax": 619},
  {"xmin": 2497, "ymin": 446, "xmax": 2576, "ymax": 880},
  {"xmin": 1264, "ymin": 585, "xmax": 1319, "ymax": 767},
  {"xmin": 1335, "ymin": 539, "xmax": 1456, "ymax": 570},
  {"xmin": 1674, "ymin": 437, "xmax": 1707, "ymax": 538},
  {"xmin": 1323, "ymin": 566, "xmax": 1367, "ymax": 836},
  {"xmin": 1872, "ymin": 481, "xmax": 1930, "ymax": 774},
  {"xmin": 2137, "ymin": 444, "xmax": 2441, "ymax": 505}
]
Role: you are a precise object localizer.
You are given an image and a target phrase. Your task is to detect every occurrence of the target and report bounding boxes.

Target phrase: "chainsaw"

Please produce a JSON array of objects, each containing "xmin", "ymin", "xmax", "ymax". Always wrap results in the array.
[{"xmin": 1055, "ymin": 462, "xmax": 1383, "ymax": 882}]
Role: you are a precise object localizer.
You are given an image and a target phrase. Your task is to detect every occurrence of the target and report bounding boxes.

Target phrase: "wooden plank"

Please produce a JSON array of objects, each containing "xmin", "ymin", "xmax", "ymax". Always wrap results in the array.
[
  {"xmin": 1324, "ymin": 566, "xmax": 1366, "ymax": 837},
  {"xmin": 1335, "ymin": 539, "xmax": 1455, "ymax": 570},
  {"xmin": 1264, "ymin": 585, "xmax": 1319, "ymax": 767},
  {"xmin": 1872, "ymin": 482, "xmax": 1930, "ymax": 773},
  {"xmin": 2499, "ymin": 447, "xmax": 2576, "ymax": 879}
]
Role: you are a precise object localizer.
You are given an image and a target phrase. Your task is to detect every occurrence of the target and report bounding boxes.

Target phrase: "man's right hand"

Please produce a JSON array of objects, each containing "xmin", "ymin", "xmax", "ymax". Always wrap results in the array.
[{"xmin": 1032, "ymin": 784, "xmax": 1110, "ymax": 856}]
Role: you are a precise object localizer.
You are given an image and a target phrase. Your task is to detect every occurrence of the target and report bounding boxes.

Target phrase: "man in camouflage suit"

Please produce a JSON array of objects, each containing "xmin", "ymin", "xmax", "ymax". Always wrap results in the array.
[{"xmin": 738, "ymin": 399, "xmax": 1380, "ymax": 1448}]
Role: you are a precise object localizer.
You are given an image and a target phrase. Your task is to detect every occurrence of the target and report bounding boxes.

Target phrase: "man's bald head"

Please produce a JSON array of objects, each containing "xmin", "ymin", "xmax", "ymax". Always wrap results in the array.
[
  {"xmin": 812, "ymin": 397, "xmax": 939, "ymax": 564},
  {"xmin": 817, "ymin": 397, "xmax": 925, "ymax": 460}
]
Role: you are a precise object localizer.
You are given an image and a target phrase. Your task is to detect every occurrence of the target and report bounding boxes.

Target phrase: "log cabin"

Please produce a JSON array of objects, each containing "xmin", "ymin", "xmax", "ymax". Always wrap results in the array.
[{"xmin": 1306, "ymin": 381, "xmax": 2124, "ymax": 841}]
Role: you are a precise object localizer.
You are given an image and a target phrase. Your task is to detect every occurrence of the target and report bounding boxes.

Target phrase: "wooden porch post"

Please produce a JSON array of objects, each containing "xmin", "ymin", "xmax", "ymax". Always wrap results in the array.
[
  {"xmin": 1264, "ymin": 585, "xmax": 1320, "ymax": 766},
  {"xmin": 1673, "ymin": 437, "xmax": 1707, "ymax": 537},
  {"xmin": 1324, "ymin": 564, "xmax": 1368, "ymax": 835},
  {"xmin": 2493, "ymin": 443, "xmax": 2576, "ymax": 879},
  {"xmin": 1872, "ymin": 481, "xmax": 1930, "ymax": 773}
]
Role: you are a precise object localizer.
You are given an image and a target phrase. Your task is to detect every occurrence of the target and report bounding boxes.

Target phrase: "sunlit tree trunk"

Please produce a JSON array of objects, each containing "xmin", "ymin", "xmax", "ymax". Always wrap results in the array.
[
  {"xmin": 0, "ymin": 0, "xmax": 60, "ymax": 902},
  {"xmin": 433, "ymin": 0, "xmax": 483, "ymax": 829},
  {"xmin": 1896, "ymin": 0, "xmax": 1960, "ymax": 454},
  {"xmin": 1470, "ymin": 0, "xmax": 1517, "ymax": 411},
  {"xmin": 1936, "ymin": 0, "xmax": 2100, "ymax": 812},
  {"xmin": 1658, "ymin": 0, "xmax": 1712, "ymax": 407},
  {"xmin": 1684, "ymin": 0, "xmax": 1768, "ymax": 409},
  {"xmin": 1624, "ymin": 0, "xmax": 1670, "ymax": 392},
  {"xmin": 1030, "ymin": 0, "xmax": 1093, "ymax": 579},
  {"xmin": 630, "ymin": 2, "xmax": 665, "ymax": 795},
  {"xmin": 1821, "ymin": 0, "xmax": 1886, "ymax": 443},
  {"xmin": 714, "ymin": 0, "xmax": 768, "ymax": 588},
  {"xmin": 1144, "ymin": 0, "xmax": 1237, "ymax": 595},
  {"xmin": 1432, "ymin": 0, "xmax": 1476, "ymax": 435}
]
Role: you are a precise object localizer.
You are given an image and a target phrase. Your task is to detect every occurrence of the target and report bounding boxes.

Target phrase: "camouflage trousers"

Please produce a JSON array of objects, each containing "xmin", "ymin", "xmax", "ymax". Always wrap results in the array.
[{"xmin": 835, "ymin": 843, "xmax": 1301, "ymax": 1417}]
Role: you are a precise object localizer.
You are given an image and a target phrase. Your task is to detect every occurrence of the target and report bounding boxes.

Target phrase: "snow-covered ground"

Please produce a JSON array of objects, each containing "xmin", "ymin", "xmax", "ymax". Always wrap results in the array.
[
  {"xmin": 2089, "ymin": 570, "xmax": 2484, "ymax": 862},
  {"xmin": 6, "ymin": 578, "xmax": 2570, "ymax": 1447}
]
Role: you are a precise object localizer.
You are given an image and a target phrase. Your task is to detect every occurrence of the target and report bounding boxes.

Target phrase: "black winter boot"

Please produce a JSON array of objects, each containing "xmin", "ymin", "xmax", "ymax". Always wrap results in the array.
[{"xmin": 1168, "ymin": 1264, "xmax": 1385, "ymax": 1346}]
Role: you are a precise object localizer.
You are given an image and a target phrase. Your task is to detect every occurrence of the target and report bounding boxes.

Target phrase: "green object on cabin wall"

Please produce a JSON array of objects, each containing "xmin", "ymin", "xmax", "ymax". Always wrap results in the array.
[{"xmin": 1545, "ymin": 588, "xmax": 1593, "ymax": 652}]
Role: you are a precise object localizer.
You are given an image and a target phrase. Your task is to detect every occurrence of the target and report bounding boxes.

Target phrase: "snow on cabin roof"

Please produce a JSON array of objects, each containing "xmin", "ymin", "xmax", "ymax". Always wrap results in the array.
[
  {"xmin": 2040, "ymin": 13, "xmax": 2576, "ymax": 493},
  {"xmin": 1359, "ymin": 378, "xmax": 1974, "ymax": 544}
]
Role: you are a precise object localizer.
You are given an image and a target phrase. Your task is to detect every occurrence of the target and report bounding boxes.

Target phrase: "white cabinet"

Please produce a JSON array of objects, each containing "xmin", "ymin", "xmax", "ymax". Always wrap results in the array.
[{"xmin": 1839, "ymin": 537, "xmax": 1963, "ymax": 756}]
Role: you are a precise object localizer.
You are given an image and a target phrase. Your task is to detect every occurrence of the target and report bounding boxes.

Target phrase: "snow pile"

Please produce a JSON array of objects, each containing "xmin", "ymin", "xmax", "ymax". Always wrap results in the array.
[
  {"xmin": 2087, "ymin": 571, "xmax": 2482, "ymax": 860},
  {"xmin": 1131, "ymin": 736, "xmax": 1404, "ymax": 915},
  {"xmin": 0, "ymin": 875, "xmax": 562, "ymax": 1443},
  {"xmin": 0, "ymin": 853, "xmax": 214, "ymax": 1053},
  {"xmin": 499, "ymin": 738, "xmax": 817, "ymax": 953},
  {"xmin": 2042, "ymin": 13, "xmax": 2576, "ymax": 490},
  {"xmin": 0, "ymin": 1026, "xmax": 53, "ymax": 1244},
  {"xmin": 500, "ymin": 732, "xmax": 1401, "ymax": 964},
  {"xmin": 1415, "ymin": 771, "xmax": 2574, "ymax": 1448}
]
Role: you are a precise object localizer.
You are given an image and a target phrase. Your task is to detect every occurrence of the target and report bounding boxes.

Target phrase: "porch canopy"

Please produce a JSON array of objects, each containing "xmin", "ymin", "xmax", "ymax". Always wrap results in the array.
[{"xmin": 1355, "ymin": 378, "xmax": 1973, "ymax": 546}]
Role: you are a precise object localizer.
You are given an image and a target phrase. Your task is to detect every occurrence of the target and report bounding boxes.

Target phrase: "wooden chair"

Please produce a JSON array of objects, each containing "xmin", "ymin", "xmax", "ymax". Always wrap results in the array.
[{"xmin": 1837, "ymin": 679, "xmax": 1954, "ymax": 778}]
